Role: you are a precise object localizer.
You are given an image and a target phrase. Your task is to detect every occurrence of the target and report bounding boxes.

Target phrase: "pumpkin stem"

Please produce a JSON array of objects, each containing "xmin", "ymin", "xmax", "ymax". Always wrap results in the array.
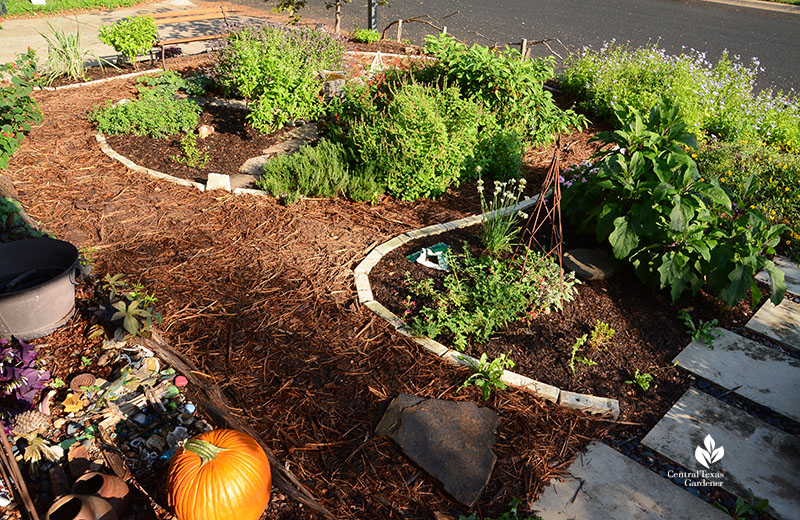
[{"xmin": 183, "ymin": 439, "xmax": 227, "ymax": 465}]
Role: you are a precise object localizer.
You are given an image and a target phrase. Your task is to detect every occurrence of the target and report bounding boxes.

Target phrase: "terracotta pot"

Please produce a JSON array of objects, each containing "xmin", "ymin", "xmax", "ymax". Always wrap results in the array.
[
  {"xmin": 72, "ymin": 472, "xmax": 130, "ymax": 516},
  {"xmin": 46, "ymin": 495, "xmax": 117, "ymax": 520}
]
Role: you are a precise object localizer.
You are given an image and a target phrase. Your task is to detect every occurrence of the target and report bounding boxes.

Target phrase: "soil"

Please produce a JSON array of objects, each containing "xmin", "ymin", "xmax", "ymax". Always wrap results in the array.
[
  {"xmin": 107, "ymin": 105, "xmax": 290, "ymax": 183},
  {"xmin": 370, "ymin": 223, "xmax": 761, "ymax": 429}
]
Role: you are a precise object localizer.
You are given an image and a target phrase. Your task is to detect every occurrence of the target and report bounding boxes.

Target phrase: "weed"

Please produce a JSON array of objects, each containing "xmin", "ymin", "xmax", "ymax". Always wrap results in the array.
[
  {"xmin": 589, "ymin": 320, "xmax": 615, "ymax": 349},
  {"xmin": 457, "ymin": 352, "xmax": 514, "ymax": 401},
  {"xmin": 569, "ymin": 334, "xmax": 597, "ymax": 377},
  {"xmin": 171, "ymin": 132, "xmax": 209, "ymax": 169},
  {"xmin": 91, "ymin": 274, "xmax": 163, "ymax": 340},
  {"xmin": 678, "ymin": 310, "xmax": 722, "ymax": 349},
  {"xmin": 714, "ymin": 489, "xmax": 769, "ymax": 520},
  {"xmin": 625, "ymin": 362, "xmax": 678, "ymax": 392}
]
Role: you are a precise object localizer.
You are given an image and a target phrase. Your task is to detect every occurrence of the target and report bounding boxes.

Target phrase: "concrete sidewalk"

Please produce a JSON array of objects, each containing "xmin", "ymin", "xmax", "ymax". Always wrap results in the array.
[{"xmin": 0, "ymin": 0, "xmax": 255, "ymax": 66}]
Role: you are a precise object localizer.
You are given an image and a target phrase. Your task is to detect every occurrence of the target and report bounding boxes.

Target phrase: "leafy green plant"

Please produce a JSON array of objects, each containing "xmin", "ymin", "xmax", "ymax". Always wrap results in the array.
[
  {"xmin": 561, "ymin": 96, "xmax": 788, "ymax": 307},
  {"xmin": 256, "ymin": 138, "xmax": 383, "ymax": 204},
  {"xmin": 171, "ymin": 131, "xmax": 209, "ymax": 169},
  {"xmin": 1, "ymin": 196, "xmax": 45, "ymax": 241},
  {"xmin": 39, "ymin": 22, "xmax": 109, "ymax": 85},
  {"xmin": 478, "ymin": 177, "xmax": 528, "ymax": 254},
  {"xmin": 460, "ymin": 498, "xmax": 541, "ymax": 520},
  {"xmin": 89, "ymin": 86, "xmax": 202, "ymax": 138},
  {"xmin": 212, "ymin": 23, "xmax": 344, "ymax": 132},
  {"xmin": 352, "ymin": 26, "xmax": 381, "ymax": 43},
  {"xmin": 457, "ymin": 352, "xmax": 514, "ymax": 400},
  {"xmin": 138, "ymin": 70, "xmax": 213, "ymax": 97},
  {"xmin": 589, "ymin": 320, "xmax": 615, "ymax": 349},
  {"xmin": 80, "ymin": 355, "xmax": 92, "ymax": 367},
  {"xmin": 92, "ymin": 274, "xmax": 163, "ymax": 340},
  {"xmin": 624, "ymin": 362, "xmax": 678, "ymax": 392},
  {"xmin": 0, "ymin": 50, "xmax": 42, "ymax": 170},
  {"xmin": 49, "ymin": 378, "xmax": 66, "ymax": 389},
  {"xmin": 560, "ymin": 42, "xmax": 800, "ymax": 146},
  {"xmin": 568, "ymin": 334, "xmax": 597, "ymax": 377},
  {"xmin": 678, "ymin": 310, "xmax": 722, "ymax": 348},
  {"xmin": 714, "ymin": 489, "xmax": 769, "ymax": 520},
  {"xmin": 424, "ymin": 33, "xmax": 588, "ymax": 144},
  {"xmin": 97, "ymin": 15, "xmax": 158, "ymax": 69},
  {"xmin": 406, "ymin": 245, "xmax": 578, "ymax": 350}
]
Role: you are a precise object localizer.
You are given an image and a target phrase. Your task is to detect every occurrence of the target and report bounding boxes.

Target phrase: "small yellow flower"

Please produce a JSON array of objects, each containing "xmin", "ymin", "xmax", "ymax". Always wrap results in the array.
[
  {"xmin": 700, "ymin": 178, "xmax": 705, "ymax": 182},
  {"xmin": 770, "ymin": 216, "xmax": 775, "ymax": 220},
  {"xmin": 787, "ymin": 187, "xmax": 791, "ymax": 192},
  {"xmin": 720, "ymin": 177, "xmax": 726, "ymax": 183},
  {"xmin": 787, "ymin": 240, "xmax": 792, "ymax": 245},
  {"xmin": 691, "ymin": 153, "xmax": 698, "ymax": 159},
  {"xmin": 750, "ymin": 205, "xmax": 756, "ymax": 209}
]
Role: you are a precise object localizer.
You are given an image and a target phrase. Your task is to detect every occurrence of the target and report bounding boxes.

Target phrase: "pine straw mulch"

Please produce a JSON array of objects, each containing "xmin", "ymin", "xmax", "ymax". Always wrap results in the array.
[{"xmin": 7, "ymin": 73, "xmax": 615, "ymax": 519}]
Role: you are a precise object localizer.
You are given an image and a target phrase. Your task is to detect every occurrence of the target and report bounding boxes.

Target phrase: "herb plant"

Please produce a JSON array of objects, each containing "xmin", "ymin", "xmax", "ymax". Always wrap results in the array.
[
  {"xmin": 171, "ymin": 132, "xmax": 209, "ymax": 169},
  {"xmin": 0, "ymin": 50, "xmax": 42, "ymax": 169},
  {"xmin": 352, "ymin": 26, "xmax": 381, "ymax": 43},
  {"xmin": 478, "ymin": 177, "xmax": 528, "ymax": 254},
  {"xmin": 39, "ymin": 22, "xmax": 107, "ymax": 85},
  {"xmin": 678, "ymin": 310, "xmax": 722, "ymax": 349},
  {"xmin": 89, "ymin": 86, "xmax": 202, "ymax": 138},
  {"xmin": 1, "ymin": 196, "xmax": 44, "ymax": 241},
  {"xmin": 562, "ymin": 96, "xmax": 787, "ymax": 307},
  {"xmin": 457, "ymin": 352, "xmax": 514, "ymax": 401},
  {"xmin": 406, "ymin": 245, "xmax": 578, "ymax": 350},
  {"xmin": 138, "ymin": 70, "xmax": 213, "ymax": 97},
  {"xmin": 98, "ymin": 15, "xmax": 158, "ymax": 68},
  {"xmin": 624, "ymin": 361, "xmax": 678, "ymax": 392}
]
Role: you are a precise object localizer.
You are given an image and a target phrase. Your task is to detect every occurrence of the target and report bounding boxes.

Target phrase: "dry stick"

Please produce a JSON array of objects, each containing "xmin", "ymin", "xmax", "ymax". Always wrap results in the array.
[
  {"xmin": 380, "ymin": 12, "xmax": 462, "ymax": 42},
  {"xmin": 142, "ymin": 331, "xmax": 335, "ymax": 519},
  {"xmin": 0, "ymin": 427, "xmax": 39, "ymax": 520}
]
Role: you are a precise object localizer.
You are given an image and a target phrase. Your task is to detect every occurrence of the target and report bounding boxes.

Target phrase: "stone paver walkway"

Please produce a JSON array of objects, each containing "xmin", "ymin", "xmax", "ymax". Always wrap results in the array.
[
  {"xmin": 756, "ymin": 255, "xmax": 800, "ymax": 295},
  {"xmin": 745, "ymin": 298, "xmax": 800, "ymax": 352}
]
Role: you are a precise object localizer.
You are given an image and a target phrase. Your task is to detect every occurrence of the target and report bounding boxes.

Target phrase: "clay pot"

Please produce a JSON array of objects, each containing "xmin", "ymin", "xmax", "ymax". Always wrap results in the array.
[
  {"xmin": 71, "ymin": 472, "xmax": 130, "ymax": 517},
  {"xmin": 46, "ymin": 495, "xmax": 117, "ymax": 520}
]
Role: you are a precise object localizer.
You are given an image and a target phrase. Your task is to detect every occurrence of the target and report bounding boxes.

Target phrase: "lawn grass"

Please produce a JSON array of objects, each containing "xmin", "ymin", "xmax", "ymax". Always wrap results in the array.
[{"xmin": 5, "ymin": 0, "xmax": 147, "ymax": 16}]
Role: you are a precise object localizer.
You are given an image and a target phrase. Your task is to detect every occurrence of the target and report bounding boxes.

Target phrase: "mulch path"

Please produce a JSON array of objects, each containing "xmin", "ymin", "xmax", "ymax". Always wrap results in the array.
[{"xmin": 6, "ymin": 63, "xmax": 613, "ymax": 519}]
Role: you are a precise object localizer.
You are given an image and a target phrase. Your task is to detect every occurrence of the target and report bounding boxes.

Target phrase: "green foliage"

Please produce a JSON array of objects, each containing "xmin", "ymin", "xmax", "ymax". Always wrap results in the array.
[
  {"xmin": 424, "ymin": 33, "xmax": 588, "ymax": 144},
  {"xmin": 0, "ymin": 50, "xmax": 42, "ymax": 170},
  {"xmin": 256, "ymin": 138, "xmax": 383, "ymax": 204},
  {"xmin": 39, "ymin": 22, "xmax": 107, "ymax": 85},
  {"xmin": 93, "ymin": 273, "xmax": 162, "ymax": 340},
  {"xmin": 696, "ymin": 139, "xmax": 800, "ymax": 260},
  {"xmin": 460, "ymin": 498, "xmax": 541, "ymax": 520},
  {"xmin": 478, "ymin": 177, "xmax": 528, "ymax": 254},
  {"xmin": 406, "ymin": 245, "xmax": 578, "ymax": 350},
  {"xmin": 568, "ymin": 334, "xmax": 597, "ymax": 377},
  {"xmin": 714, "ymin": 489, "xmax": 769, "ymax": 520},
  {"xmin": 678, "ymin": 310, "xmax": 722, "ymax": 349},
  {"xmin": 458, "ymin": 352, "xmax": 514, "ymax": 400},
  {"xmin": 352, "ymin": 26, "xmax": 381, "ymax": 43},
  {"xmin": 171, "ymin": 132, "xmax": 209, "ymax": 169},
  {"xmin": 97, "ymin": 16, "xmax": 157, "ymax": 68},
  {"xmin": 138, "ymin": 70, "xmax": 212, "ymax": 97},
  {"xmin": 89, "ymin": 86, "xmax": 202, "ymax": 138},
  {"xmin": 1, "ymin": 197, "xmax": 45, "ymax": 241},
  {"xmin": 212, "ymin": 24, "xmax": 344, "ymax": 132},
  {"xmin": 5, "ymin": 0, "xmax": 144, "ymax": 16},
  {"xmin": 562, "ymin": 96, "xmax": 788, "ymax": 307},
  {"xmin": 589, "ymin": 320, "xmax": 615, "ymax": 349},
  {"xmin": 625, "ymin": 369, "xmax": 654, "ymax": 391},
  {"xmin": 560, "ymin": 42, "xmax": 800, "ymax": 145}
]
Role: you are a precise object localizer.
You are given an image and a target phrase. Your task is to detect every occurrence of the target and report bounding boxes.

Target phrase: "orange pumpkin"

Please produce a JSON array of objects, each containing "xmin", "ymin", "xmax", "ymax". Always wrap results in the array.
[{"xmin": 167, "ymin": 429, "xmax": 271, "ymax": 520}]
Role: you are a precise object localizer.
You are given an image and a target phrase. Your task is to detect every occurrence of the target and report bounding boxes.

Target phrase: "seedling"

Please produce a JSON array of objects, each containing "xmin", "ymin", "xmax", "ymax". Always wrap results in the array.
[
  {"xmin": 714, "ymin": 488, "xmax": 769, "ymax": 520},
  {"xmin": 589, "ymin": 320, "xmax": 615, "ymax": 349},
  {"xmin": 458, "ymin": 352, "xmax": 514, "ymax": 401},
  {"xmin": 569, "ymin": 334, "xmax": 597, "ymax": 377},
  {"xmin": 625, "ymin": 361, "xmax": 678, "ymax": 392},
  {"xmin": 678, "ymin": 310, "xmax": 722, "ymax": 349}
]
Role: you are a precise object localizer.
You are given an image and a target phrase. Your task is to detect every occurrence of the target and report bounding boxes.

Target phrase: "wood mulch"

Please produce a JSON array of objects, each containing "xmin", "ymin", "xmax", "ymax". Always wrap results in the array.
[{"xmin": 6, "ymin": 65, "xmax": 613, "ymax": 519}]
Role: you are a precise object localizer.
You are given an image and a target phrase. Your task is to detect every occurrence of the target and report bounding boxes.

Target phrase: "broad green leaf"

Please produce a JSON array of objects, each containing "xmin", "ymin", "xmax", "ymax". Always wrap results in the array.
[
  {"xmin": 763, "ymin": 260, "xmax": 786, "ymax": 305},
  {"xmin": 609, "ymin": 216, "xmax": 639, "ymax": 259},
  {"xmin": 718, "ymin": 264, "xmax": 753, "ymax": 308},
  {"xmin": 669, "ymin": 196, "xmax": 688, "ymax": 232}
]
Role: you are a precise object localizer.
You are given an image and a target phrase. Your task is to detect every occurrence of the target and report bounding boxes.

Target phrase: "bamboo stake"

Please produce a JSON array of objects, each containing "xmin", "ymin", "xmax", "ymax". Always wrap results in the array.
[{"xmin": 0, "ymin": 427, "xmax": 40, "ymax": 520}]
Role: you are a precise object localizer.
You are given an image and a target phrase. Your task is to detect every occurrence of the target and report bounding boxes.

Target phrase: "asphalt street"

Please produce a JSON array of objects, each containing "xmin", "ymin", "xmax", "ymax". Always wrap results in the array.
[{"xmin": 237, "ymin": 0, "xmax": 799, "ymax": 92}]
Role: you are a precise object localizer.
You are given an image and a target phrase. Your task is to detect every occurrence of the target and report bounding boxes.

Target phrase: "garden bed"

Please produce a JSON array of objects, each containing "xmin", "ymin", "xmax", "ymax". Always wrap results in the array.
[{"xmin": 369, "ymin": 223, "xmax": 761, "ymax": 428}]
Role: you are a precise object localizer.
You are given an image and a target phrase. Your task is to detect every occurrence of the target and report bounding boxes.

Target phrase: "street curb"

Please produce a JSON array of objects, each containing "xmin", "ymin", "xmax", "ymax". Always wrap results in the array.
[{"xmin": 353, "ymin": 198, "xmax": 621, "ymax": 419}]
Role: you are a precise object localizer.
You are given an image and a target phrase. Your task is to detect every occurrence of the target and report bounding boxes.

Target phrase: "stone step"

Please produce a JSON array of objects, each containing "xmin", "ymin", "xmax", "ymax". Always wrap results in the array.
[
  {"xmin": 642, "ymin": 388, "xmax": 800, "ymax": 520},
  {"xmin": 674, "ymin": 328, "xmax": 800, "ymax": 423},
  {"xmin": 756, "ymin": 256, "xmax": 800, "ymax": 295},
  {"xmin": 531, "ymin": 441, "xmax": 729, "ymax": 520},
  {"xmin": 745, "ymin": 298, "xmax": 800, "ymax": 352}
]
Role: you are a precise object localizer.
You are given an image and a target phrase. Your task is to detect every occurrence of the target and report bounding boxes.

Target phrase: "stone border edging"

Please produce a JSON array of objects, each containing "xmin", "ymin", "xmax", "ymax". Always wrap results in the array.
[
  {"xmin": 42, "ymin": 69, "xmax": 162, "ymax": 91},
  {"xmin": 354, "ymin": 197, "xmax": 621, "ymax": 419}
]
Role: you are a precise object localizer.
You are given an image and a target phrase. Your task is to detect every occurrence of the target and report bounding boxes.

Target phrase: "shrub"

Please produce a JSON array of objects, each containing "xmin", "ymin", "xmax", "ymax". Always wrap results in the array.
[
  {"xmin": 406, "ymin": 245, "xmax": 578, "ymax": 350},
  {"xmin": 423, "ymin": 33, "xmax": 588, "ymax": 144},
  {"xmin": 256, "ymin": 138, "xmax": 384, "ymax": 204},
  {"xmin": 212, "ymin": 23, "xmax": 344, "ymax": 132},
  {"xmin": 562, "ymin": 96, "xmax": 787, "ymax": 307},
  {"xmin": 697, "ymin": 139, "xmax": 800, "ymax": 260},
  {"xmin": 0, "ymin": 50, "xmax": 42, "ymax": 170},
  {"xmin": 352, "ymin": 26, "xmax": 381, "ymax": 43},
  {"xmin": 560, "ymin": 42, "xmax": 800, "ymax": 145},
  {"xmin": 89, "ymin": 86, "xmax": 201, "ymax": 138},
  {"xmin": 98, "ymin": 15, "xmax": 158, "ymax": 68}
]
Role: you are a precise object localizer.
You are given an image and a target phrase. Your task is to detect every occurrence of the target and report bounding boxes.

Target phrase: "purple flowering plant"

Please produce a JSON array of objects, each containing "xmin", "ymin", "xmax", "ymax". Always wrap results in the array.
[{"xmin": 0, "ymin": 337, "xmax": 50, "ymax": 425}]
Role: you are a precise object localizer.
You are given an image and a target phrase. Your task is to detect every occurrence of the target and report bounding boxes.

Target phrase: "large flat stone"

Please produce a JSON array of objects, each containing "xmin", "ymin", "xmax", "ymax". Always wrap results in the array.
[
  {"xmin": 746, "ymin": 298, "xmax": 800, "ymax": 351},
  {"xmin": 642, "ymin": 388, "xmax": 800, "ymax": 520},
  {"xmin": 756, "ymin": 256, "xmax": 800, "ymax": 295},
  {"xmin": 533, "ymin": 442, "xmax": 728, "ymax": 520},
  {"xmin": 674, "ymin": 328, "xmax": 800, "ymax": 422},
  {"xmin": 563, "ymin": 248, "xmax": 616, "ymax": 281},
  {"xmin": 375, "ymin": 393, "xmax": 498, "ymax": 507}
]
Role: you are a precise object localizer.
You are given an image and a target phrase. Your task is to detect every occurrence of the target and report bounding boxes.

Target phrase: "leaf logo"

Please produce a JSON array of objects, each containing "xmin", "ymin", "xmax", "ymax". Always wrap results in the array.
[{"xmin": 695, "ymin": 434, "xmax": 724, "ymax": 469}]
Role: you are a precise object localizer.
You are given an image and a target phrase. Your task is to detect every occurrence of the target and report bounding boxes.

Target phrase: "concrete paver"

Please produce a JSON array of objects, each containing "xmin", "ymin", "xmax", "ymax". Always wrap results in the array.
[{"xmin": 746, "ymin": 298, "xmax": 800, "ymax": 352}]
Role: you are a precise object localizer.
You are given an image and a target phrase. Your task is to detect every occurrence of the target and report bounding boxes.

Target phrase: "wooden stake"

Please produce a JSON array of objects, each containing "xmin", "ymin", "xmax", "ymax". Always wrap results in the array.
[
  {"xmin": 396, "ymin": 19, "xmax": 403, "ymax": 42},
  {"xmin": 0, "ymin": 427, "xmax": 39, "ymax": 520},
  {"xmin": 521, "ymin": 38, "xmax": 528, "ymax": 58}
]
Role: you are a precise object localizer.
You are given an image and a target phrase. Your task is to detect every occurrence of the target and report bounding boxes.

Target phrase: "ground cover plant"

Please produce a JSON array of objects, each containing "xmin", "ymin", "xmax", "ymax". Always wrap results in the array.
[
  {"xmin": 97, "ymin": 15, "xmax": 158, "ymax": 68},
  {"xmin": 1, "ymin": 50, "xmax": 42, "ymax": 169},
  {"xmin": 5, "ymin": 0, "xmax": 143, "ymax": 15},
  {"xmin": 212, "ymin": 23, "xmax": 344, "ymax": 132},
  {"xmin": 560, "ymin": 41, "xmax": 800, "ymax": 145},
  {"xmin": 351, "ymin": 26, "xmax": 381, "ymax": 43},
  {"xmin": 561, "ymin": 96, "xmax": 787, "ymax": 307}
]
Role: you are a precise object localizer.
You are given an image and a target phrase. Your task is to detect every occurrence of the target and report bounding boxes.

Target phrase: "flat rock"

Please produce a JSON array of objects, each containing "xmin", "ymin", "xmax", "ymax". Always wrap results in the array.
[
  {"xmin": 375, "ymin": 393, "xmax": 498, "ymax": 507},
  {"xmin": 533, "ymin": 442, "xmax": 728, "ymax": 520},
  {"xmin": 239, "ymin": 155, "xmax": 270, "ymax": 176},
  {"xmin": 205, "ymin": 173, "xmax": 231, "ymax": 192},
  {"xmin": 746, "ymin": 298, "xmax": 800, "ymax": 351},
  {"xmin": 642, "ymin": 388, "xmax": 800, "ymax": 520},
  {"xmin": 756, "ymin": 256, "xmax": 800, "ymax": 296},
  {"xmin": 563, "ymin": 248, "xmax": 615, "ymax": 281},
  {"xmin": 674, "ymin": 328, "xmax": 800, "ymax": 422}
]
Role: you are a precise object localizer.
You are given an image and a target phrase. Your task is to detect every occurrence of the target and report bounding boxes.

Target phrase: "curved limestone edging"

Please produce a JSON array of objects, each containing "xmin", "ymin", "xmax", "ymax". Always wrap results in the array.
[
  {"xmin": 354, "ymin": 197, "xmax": 620, "ymax": 419},
  {"xmin": 42, "ymin": 69, "xmax": 162, "ymax": 91}
]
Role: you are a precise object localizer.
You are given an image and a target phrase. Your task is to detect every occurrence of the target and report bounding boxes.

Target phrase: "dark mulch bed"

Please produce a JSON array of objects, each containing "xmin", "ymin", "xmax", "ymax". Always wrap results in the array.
[
  {"xmin": 345, "ymin": 38, "xmax": 424, "ymax": 55},
  {"xmin": 106, "ymin": 105, "xmax": 289, "ymax": 183},
  {"xmin": 370, "ymin": 223, "xmax": 760, "ymax": 430}
]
